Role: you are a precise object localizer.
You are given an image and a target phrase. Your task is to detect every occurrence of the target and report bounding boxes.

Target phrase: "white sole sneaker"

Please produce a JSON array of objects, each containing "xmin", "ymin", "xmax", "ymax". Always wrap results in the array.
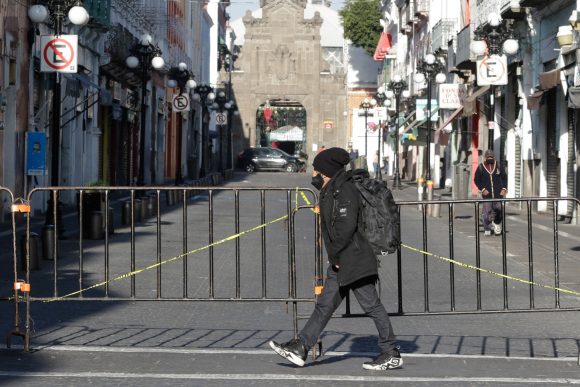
[
  {"xmin": 269, "ymin": 340, "xmax": 305, "ymax": 367},
  {"xmin": 362, "ymin": 356, "xmax": 403, "ymax": 370}
]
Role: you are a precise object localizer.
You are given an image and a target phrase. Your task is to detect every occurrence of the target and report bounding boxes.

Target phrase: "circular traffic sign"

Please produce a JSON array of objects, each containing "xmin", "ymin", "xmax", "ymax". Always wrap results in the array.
[
  {"xmin": 172, "ymin": 94, "xmax": 190, "ymax": 111},
  {"xmin": 216, "ymin": 112, "xmax": 227, "ymax": 125},
  {"xmin": 43, "ymin": 38, "xmax": 75, "ymax": 70}
]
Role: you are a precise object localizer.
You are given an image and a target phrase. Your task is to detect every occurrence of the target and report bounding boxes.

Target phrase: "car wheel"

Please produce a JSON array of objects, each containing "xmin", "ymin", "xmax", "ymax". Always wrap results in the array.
[
  {"xmin": 285, "ymin": 163, "xmax": 297, "ymax": 173},
  {"xmin": 245, "ymin": 162, "xmax": 256, "ymax": 173}
]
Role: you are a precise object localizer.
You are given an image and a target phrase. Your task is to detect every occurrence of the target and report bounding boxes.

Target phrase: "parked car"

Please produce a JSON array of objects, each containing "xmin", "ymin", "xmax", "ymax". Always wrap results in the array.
[{"xmin": 237, "ymin": 147, "xmax": 305, "ymax": 173}]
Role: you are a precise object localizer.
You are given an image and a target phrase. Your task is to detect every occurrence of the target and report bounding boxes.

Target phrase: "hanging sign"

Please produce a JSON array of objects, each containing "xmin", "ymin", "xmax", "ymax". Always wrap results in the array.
[
  {"xmin": 41, "ymin": 35, "xmax": 78, "ymax": 73},
  {"xmin": 477, "ymin": 54, "xmax": 508, "ymax": 86}
]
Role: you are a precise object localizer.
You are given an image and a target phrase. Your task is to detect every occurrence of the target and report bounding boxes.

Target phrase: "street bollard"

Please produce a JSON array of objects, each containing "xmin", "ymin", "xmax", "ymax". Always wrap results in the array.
[
  {"xmin": 133, "ymin": 199, "xmax": 143, "ymax": 223},
  {"xmin": 140, "ymin": 196, "xmax": 148, "ymax": 220},
  {"xmin": 107, "ymin": 207, "xmax": 114, "ymax": 235},
  {"xmin": 41, "ymin": 225, "xmax": 55, "ymax": 261},
  {"xmin": 122, "ymin": 200, "xmax": 131, "ymax": 225},
  {"xmin": 417, "ymin": 177, "xmax": 425, "ymax": 211},
  {"xmin": 20, "ymin": 233, "xmax": 40, "ymax": 271},
  {"xmin": 426, "ymin": 180, "xmax": 434, "ymax": 216},
  {"xmin": 89, "ymin": 211, "xmax": 104, "ymax": 240}
]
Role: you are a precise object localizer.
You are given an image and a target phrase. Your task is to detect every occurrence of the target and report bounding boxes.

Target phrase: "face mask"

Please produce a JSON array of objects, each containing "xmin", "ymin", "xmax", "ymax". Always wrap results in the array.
[
  {"xmin": 485, "ymin": 158, "xmax": 494, "ymax": 165},
  {"xmin": 311, "ymin": 174, "xmax": 324, "ymax": 190}
]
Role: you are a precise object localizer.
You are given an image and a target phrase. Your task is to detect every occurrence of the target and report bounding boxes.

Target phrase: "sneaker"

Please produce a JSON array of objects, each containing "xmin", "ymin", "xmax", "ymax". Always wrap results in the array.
[
  {"xmin": 493, "ymin": 223, "xmax": 502, "ymax": 235},
  {"xmin": 269, "ymin": 339, "xmax": 307, "ymax": 367},
  {"xmin": 362, "ymin": 348, "xmax": 403, "ymax": 370},
  {"xmin": 484, "ymin": 230, "xmax": 492, "ymax": 236}
]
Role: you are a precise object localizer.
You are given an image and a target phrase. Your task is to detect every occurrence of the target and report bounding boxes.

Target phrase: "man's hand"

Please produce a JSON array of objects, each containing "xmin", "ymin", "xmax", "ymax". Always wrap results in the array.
[
  {"xmin": 500, "ymin": 188, "xmax": 507, "ymax": 197},
  {"xmin": 481, "ymin": 188, "xmax": 490, "ymax": 197}
]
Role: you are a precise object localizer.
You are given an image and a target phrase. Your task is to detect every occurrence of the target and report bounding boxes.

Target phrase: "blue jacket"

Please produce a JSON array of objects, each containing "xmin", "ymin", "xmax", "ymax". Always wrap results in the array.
[{"xmin": 474, "ymin": 161, "xmax": 507, "ymax": 198}]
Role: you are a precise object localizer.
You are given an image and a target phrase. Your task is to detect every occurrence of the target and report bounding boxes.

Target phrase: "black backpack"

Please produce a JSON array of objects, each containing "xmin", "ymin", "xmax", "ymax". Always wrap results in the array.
[{"xmin": 351, "ymin": 169, "xmax": 400, "ymax": 255}]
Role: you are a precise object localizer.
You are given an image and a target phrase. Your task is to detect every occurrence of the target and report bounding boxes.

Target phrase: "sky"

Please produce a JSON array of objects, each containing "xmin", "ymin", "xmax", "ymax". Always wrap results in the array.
[{"xmin": 228, "ymin": 0, "xmax": 347, "ymax": 21}]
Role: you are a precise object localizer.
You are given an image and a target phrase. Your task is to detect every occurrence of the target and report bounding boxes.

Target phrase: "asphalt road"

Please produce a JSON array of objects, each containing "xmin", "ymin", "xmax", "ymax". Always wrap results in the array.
[{"xmin": 1, "ymin": 171, "xmax": 580, "ymax": 386}]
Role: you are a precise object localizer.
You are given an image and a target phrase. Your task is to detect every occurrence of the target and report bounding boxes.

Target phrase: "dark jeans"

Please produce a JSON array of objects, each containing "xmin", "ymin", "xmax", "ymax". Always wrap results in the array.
[
  {"xmin": 298, "ymin": 265, "xmax": 397, "ymax": 353},
  {"xmin": 482, "ymin": 200, "xmax": 502, "ymax": 231}
]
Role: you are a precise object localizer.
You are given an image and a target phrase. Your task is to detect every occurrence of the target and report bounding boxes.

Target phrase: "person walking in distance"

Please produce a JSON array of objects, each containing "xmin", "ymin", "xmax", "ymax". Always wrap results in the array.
[
  {"xmin": 474, "ymin": 149, "xmax": 507, "ymax": 236},
  {"xmin": 269, "ymin": 147, "xmax": 402, "ymax": 371}
]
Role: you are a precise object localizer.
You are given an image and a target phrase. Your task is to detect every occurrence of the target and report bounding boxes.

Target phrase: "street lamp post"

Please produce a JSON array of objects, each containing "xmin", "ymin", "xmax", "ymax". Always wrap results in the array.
[
  {"xmin": 385, "ymin": 75, "xmax": 410, "ymax": 189},
  {"xmin": 167, "ymin": 63, "xmax": 196, "ymax": 184},
  {"xmin": 359, "ymin": 98, "xmax": 377, "ymax": 169},
  {"xmin": 415, "ymin": 54, "xmax": 446, "ymax": 182},
  {"xmin": 373, "ymin": 89, "xmax": 388, "ymax": 180},
  {"xmin": 126, "ymin": 34, "xmax": 165, "ymax": 187},
  {"xmin": 28, "ymin": 1, "xmax": 90, "ymax": 233},
  {"xmin": 470, "ymin": 12, "xmax": 519, "ymax": 151},
  {"xmin": 210, "ymin": 91, "xmax": 236, "ymax": 174},
  {"xmin": 218, "ymin": 44, "xmax": 238, "ymax": 170},
  {"xmin": 192, "ymin": 84, "xmax": 216, "ymax": 176}
]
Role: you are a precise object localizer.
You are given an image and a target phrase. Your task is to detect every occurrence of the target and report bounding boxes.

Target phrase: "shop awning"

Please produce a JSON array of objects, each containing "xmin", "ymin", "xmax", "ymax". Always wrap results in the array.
[
  {"xmin": 568, "ymin": 87, "xmax": 580, "ymax": 108},
  {"xmin": 373, "ymin": 32, "xmax": 392, "ymax": 61},
  {"xmin": 539, "ymin": 69, "xmax": 560, "ymax": 90},
  {"xmin": 527, "ymin": 90, "xmax": 544, "ymax": 110},
  {"xmin": 463, "ymin": 85, "xmax": 490, "ymax": 116},
  {"xmin": 395, "ymin": 111, "xmax": 415, "ymax": 134},
  {"xmin": 437, "ymin": 107, "xmax": 463, "ymax": 132},
  {"xmin": 269, "ymin": 125, "xmax": 304, "ymax": 141}
]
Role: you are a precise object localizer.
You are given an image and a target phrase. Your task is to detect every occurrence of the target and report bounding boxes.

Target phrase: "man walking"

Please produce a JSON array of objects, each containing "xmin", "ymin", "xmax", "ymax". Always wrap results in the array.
[
  {"xmin": 269, "ymin": 147, "xmax": 402, "ymax": 370},
  {"xmin": 474, "ymin": 149, "xmax": 507, "ymax": 236}
]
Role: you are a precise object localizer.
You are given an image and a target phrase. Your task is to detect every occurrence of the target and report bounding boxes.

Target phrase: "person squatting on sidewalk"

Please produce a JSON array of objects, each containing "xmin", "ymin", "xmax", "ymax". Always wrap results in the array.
[
  {"xmin": 269, "ymin": 147, "xmax": 402, "ymax": 371},
  {"xmin": 474, "ymin": 149, "xmax": 508, "ymax": 236}
]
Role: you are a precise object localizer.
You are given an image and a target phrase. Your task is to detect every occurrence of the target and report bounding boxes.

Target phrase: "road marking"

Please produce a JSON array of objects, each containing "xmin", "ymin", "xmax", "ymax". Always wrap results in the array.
[
  {"xmin": 0, "ymin": 371, "xmax": 578, "ymax": 383},
  {"xmin": 1, "ymin": 344, "xmax": 577, "ymax": 362},
  {"xmin": 507, "ymin": 216, "xmax": 580, "ymax": 243}
]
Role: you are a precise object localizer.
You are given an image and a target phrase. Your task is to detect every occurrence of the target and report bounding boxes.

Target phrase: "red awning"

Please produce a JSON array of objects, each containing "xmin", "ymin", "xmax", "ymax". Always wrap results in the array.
[{"xmin": 373, "ymin": 32, "xmax": 392, "ymax": 61}]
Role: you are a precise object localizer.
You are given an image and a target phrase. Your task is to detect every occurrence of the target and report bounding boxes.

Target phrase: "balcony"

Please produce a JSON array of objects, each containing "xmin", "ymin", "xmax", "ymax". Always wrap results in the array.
[
  {"xmin": 431, "ymin": 19, "xmax": 456, "ymax": 53},
  {"xmin": 455, "ymin": 24, "xmax": 474, "ymax": 69},
  {"xmin": 414, "ymin": 0, "xmax": 429, "ymax": 19}
]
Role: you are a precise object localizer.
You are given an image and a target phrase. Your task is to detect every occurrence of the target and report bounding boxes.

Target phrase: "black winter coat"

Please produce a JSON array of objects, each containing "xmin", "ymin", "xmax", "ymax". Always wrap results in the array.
[
  {"xmin": 319, "ymin": 169, "xmax": 378, "ymax": 287},
  {"xmin": 474, "ymin": 161, "xmax": 507, "ymax": 198}
]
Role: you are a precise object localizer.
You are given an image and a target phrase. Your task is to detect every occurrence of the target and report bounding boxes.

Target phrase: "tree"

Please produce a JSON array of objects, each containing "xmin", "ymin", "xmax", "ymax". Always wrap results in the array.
[{"xmin": 339, "ymin": 0, "xmax": 383, "ymax": 57}]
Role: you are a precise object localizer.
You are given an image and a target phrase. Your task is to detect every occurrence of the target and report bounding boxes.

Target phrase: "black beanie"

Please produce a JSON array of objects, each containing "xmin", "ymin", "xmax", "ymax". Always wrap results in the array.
[{"xmin": 312, "ymin": 147, "xmax": 350, "ymax": 177}]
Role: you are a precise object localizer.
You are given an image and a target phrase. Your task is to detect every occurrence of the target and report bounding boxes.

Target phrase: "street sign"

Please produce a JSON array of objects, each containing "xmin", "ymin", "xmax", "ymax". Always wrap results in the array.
[
  {"xmin": 40, "ymin": 35, "xmax": 78, "ymax": 73},
  {"xmin": 172, "ymin": 94, "xmax": 190, "ymax": 112},
  {"xmin": 477, "ymin": 54, "xmax": 508, "ymax": 86},
  {"xmin": 376, "ymin": 107, "xmax": 387, "ymax": 121},
  {"xmin": 215, "ymin": 112, "xmax": 228, "ymax": 125}
]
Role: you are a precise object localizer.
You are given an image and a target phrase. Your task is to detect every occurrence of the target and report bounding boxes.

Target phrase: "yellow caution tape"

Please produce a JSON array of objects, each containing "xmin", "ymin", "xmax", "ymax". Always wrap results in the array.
[
  {"xmin": 401, "ymin": 243, "xmax": 580, "ymax": 297},
  {"xmin": 44, "ymin": 214, "xmax": 289, "ymax": 302}
]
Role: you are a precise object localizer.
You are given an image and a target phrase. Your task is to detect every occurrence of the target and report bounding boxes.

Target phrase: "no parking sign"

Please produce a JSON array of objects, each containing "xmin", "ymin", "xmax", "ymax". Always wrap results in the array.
[{"xmin": 40, "ymin": 35, "xmax": 78, "ymax": 73}]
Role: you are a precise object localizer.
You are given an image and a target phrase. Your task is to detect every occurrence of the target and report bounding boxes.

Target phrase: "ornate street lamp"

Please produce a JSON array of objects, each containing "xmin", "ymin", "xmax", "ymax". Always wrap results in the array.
[
  {"xmin": 470, "ymin": 12, "xmax": 518, "ymax": 151},
  {"xmin": 167, "ymin": 63, "xmax": 196, "ymax": 184},
  {"xmin": 385, "ymin": 75, "xmax": 410, "ymax": 189},
  {"xmin": 218, "ymin": 43, "xmax": 238, "ymax": 170},
  {"xmin": 415, "ymin": 53, "xmax": 446, "ymax": 182},
  {"xmin": 29, "ymin": 1, "xmax": 90, "ymax": 234},
  {"xmin": 359, "ymin": 97, "xmax": 377, "ymax": 169},
  {"xmin": 126, "ymin": 34, "xmax": 165, "ymax": 187},
  {"xmin": 210, "ymin": 90, "xmax": 237, "ymax": 174},
  {"xmin": 192, "ymin": 84, "xmax": 216, "ymax": 175},
  {"xmin": 373, "ymin": 88, "xmax": 389, "ymax": 180}
]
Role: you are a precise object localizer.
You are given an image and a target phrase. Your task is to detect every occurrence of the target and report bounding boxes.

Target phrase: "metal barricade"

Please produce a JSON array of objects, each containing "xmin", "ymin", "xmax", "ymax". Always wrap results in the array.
[
  {"xmin": 342, "ymin": 197, "xmax": 580, "ymax": 318},
  {"xmin": 9, "ymin": 186, "xmax": 321, "ymax": 352}
]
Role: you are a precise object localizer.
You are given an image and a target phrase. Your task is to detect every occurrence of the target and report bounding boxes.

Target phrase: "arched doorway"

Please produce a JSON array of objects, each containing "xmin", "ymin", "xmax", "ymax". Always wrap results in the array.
[{"xmin": 256, "ymin": 99, "xmax": 307, "ymax": 157}]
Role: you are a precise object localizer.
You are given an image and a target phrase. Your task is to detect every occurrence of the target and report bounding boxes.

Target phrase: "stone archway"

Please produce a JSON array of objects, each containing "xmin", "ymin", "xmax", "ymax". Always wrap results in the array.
[
  {"xmin": 229, "ymin": 0, "xmax": 348, "ymax": 166},
  {"xmin": 256, "ymin": 99, "xmax": 307, "ymax": 156}
]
